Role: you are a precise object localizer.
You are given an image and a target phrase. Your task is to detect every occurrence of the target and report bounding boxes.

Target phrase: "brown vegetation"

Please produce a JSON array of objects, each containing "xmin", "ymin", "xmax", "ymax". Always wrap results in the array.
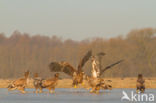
[
  {"xmin": 0, "ymin": 28, "xmax": 156, "ymax": 79},
  {"xmin": 1, "ymin": 78, "xmax": 156, "ymax": 89}
]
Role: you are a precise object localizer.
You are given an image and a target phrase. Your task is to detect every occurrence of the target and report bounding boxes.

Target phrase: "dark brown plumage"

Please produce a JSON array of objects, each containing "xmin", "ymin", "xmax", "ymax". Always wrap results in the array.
[
  {"xmin": 41, "ymin": 73, "xmax": 60, "ymax": 93},
  {"xmin": 33, "ymin": 73, "xmax": 60, "ymax": 93},
  {"xmin": 86, "ymin": 53, "xmax": 123, "ymax": 93},
  {"xmin": 49, "ymin": 50, "xmax": 92, "ymax": 88},
  {"xmin": 86, "ymin": 76, "xmax": 112, "ymax": 93},
  {"xmin": 97, "ymin": 52, "xmax": 106, "ymax": 71},
  {"xmin": 136, "ymin": 74, "xmax": 145, "ymax": 93},
  {"xmin": 49, "ymin": 62, "xmax": 76, "ymax": 77},
  {"xmin": 33, "ymin": 73, "xmax": 44, "ymax": 93},
  {"xmin": 100, "ymin": 60, "xmax": 124, "ymax": 76}
]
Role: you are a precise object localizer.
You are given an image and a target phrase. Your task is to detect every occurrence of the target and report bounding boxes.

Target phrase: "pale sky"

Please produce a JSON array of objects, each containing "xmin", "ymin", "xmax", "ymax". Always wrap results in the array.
[{"xmin": 0, "ymin": 0, "xmax": 156, "ymax": 40}]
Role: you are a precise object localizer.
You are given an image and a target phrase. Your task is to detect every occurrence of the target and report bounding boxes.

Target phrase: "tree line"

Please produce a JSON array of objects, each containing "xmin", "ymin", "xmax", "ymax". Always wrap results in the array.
[{"xmin": 0, "ymin": 28, "xmax": 156, "ymax": 78}]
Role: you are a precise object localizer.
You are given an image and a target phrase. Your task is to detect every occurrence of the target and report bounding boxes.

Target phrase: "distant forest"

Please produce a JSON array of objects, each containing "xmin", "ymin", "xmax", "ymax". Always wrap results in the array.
[{"xmin": 0, "ymin": 28, "xmax": 156, "ymax": 78}]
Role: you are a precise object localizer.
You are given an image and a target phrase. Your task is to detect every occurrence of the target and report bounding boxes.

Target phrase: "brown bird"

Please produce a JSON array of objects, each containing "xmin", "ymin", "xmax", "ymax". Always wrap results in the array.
[
  {"xmin": 136, "ymin": 74, "xmax": 145, "ymax": 93},
  {"xmin": 86, "ymin": 77, "xmax": 112, "ymax": 93},
  {"xmin": 87, "ymin": 55, "xmax": 123, "ymax": 93},
  {"xmin": 8, "ymin": 71, "xmax": 30, "ymax": 93},
  {"xmin": 41, "ymin": 73, "xmax": 60, "ymax": 93},
  {"xmin": 49, "ymin": 50, "xmax": 92, "ymax": 88},
  {"xmin": 87, "ymin": 77, "xmax": 112, "ymax": 93},
  {"xmin": 33, "ymin": 73, "xmax": 44, "ymax": 93}
]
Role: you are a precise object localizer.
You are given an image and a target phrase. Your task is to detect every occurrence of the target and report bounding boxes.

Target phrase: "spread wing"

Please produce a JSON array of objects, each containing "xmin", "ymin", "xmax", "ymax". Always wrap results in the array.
[
  {"xmin": 77, "ymin": 50, "xmax": 92, "ymax": 73},
  {"xmin": 96, "ymin": 52, "xmax": 106, "ymax": 71},
  {"xmin": 49, "ymin": 61, "xmax": 77, "ymax": 77},
  {"xmin": 100, "ymin": 60, "xmax": 124, "ymax": 76}
]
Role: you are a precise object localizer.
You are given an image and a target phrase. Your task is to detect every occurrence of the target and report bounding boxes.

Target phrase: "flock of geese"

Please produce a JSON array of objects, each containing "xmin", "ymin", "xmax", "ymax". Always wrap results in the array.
[{"xmin": 8, "ymin": 50, "xmax": 124, "ymax": 94}]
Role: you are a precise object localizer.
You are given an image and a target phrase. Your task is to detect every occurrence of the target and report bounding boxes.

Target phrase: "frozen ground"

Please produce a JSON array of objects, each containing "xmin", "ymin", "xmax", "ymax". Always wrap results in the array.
[{"xmin": 0, "ymin": 88, "xmax": 155, "ymax": 103}]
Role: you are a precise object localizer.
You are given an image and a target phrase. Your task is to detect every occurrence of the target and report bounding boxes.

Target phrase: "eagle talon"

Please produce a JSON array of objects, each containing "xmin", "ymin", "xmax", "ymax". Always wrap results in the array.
[
  {"xmin": 39, "ymin": 90, "xmax": 42, "ymax": 93},
  {"xmin": 81, "ymin": 82, "xmax": 85, "ymax": 86},
  {"xmin": 74, "ymin": 85, "xmax": 77, "ymax": 88}
]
